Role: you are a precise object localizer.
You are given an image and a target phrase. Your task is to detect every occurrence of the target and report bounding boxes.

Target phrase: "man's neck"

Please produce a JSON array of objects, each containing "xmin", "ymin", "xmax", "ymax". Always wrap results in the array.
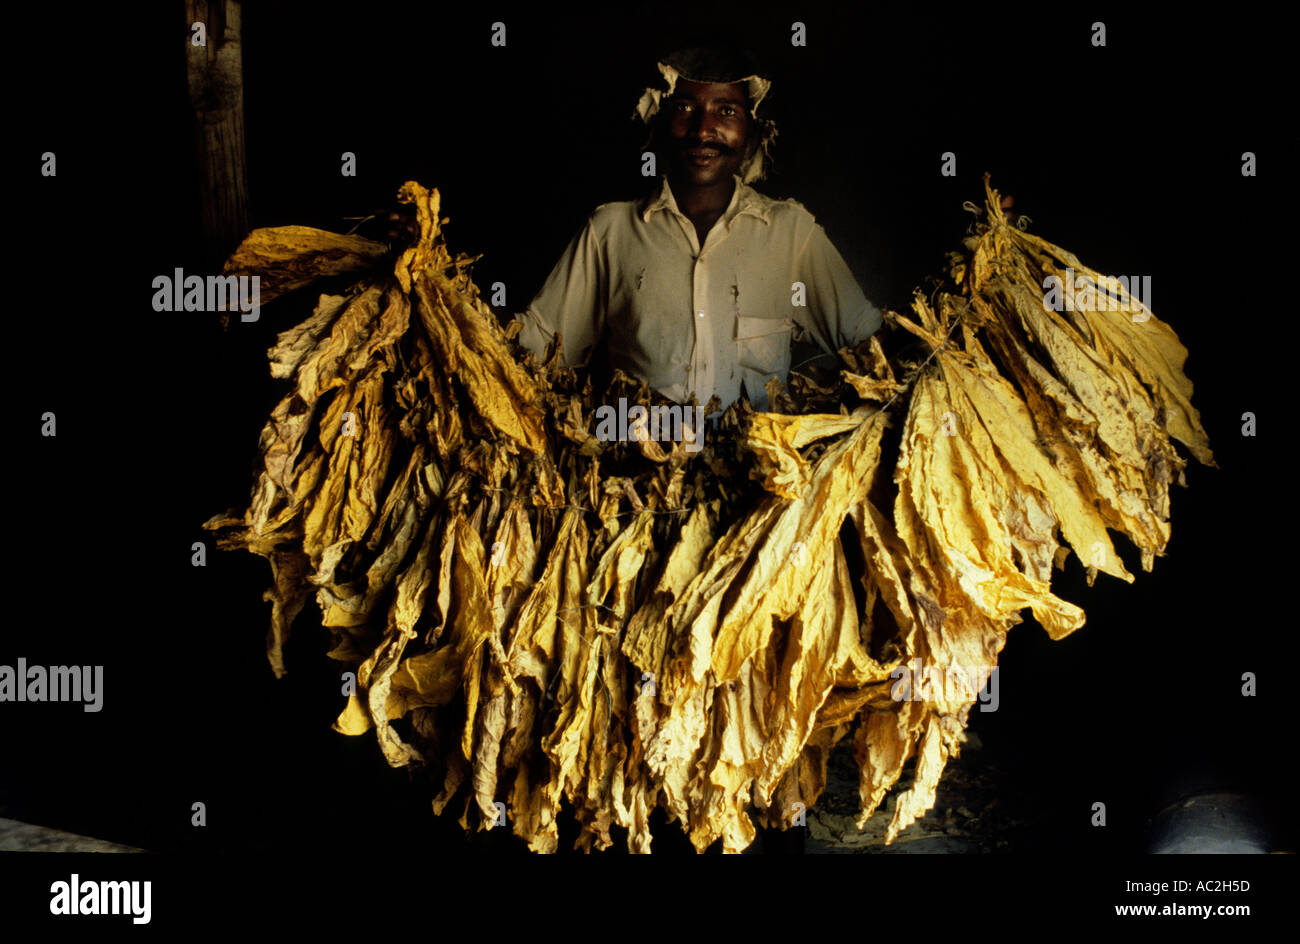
[{"xmin": 667, "ymin": 173, "xmax": 737, "ymax": 221}]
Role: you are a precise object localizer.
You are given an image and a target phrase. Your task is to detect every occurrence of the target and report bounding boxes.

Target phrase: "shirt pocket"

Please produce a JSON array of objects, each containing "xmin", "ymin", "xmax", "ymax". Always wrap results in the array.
[{"xmin": 736, "ymin": 315, "xmax": 794, "ymax": 375}]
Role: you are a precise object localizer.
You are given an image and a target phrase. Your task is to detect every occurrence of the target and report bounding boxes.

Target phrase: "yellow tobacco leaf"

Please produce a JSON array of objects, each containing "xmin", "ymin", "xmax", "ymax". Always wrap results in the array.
[{"xmin": 223, "ymin": 225, "xmax": 388, "ymax": 304}]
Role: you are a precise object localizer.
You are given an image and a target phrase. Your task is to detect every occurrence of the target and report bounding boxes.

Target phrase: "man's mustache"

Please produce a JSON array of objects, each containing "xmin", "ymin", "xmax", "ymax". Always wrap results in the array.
[{"xmin": 673, "ymin": 140, "xmax": 734, "ymax": 155}]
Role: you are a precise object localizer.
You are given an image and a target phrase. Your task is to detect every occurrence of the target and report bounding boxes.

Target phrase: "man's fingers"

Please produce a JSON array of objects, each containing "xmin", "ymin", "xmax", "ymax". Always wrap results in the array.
[
  {"xmin": 374, "ymin": 207, "xmax": 418, "ymax": 243},
  {"xmin": 384, "ymin": 208, "xmax": 419, "ymax": 240},
  {"xmin": 998, "ymin": 194, "xmax": 1021, "ymax": 225}
]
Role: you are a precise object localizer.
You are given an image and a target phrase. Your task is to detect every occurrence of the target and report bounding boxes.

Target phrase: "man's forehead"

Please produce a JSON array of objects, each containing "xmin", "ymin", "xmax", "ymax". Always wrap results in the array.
[{"xmin": 670, "ymin": 78, "xmax": 749, "ymax": 104}]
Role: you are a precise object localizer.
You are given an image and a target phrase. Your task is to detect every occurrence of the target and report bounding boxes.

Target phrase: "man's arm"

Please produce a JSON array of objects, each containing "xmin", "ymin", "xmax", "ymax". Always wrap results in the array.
[
  {"xmin": 515, "ymin": 216, "xmax": 607, "ymax": 366},
  {"xmin": 793, "ymin": 221, "xmax": 884, "ymax": 364}
]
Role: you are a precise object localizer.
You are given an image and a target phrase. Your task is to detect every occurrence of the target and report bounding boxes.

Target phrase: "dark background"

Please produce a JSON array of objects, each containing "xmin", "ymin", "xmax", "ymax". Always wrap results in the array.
[{"xmin": 5, "ymin": 2, "xmax": 1293, "ymax": 857}]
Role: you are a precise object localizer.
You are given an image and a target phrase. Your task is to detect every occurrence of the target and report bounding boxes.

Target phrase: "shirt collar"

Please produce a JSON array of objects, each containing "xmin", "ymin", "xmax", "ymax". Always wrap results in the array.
[{"xmin": 639, "ymin": 174, "xmax": 772, "ymax": 226}]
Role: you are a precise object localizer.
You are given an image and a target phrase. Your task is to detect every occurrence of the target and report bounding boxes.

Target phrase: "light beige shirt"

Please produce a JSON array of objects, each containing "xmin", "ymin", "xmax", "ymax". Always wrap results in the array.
[{"xmin": 515, "ymin": 174, "xmax": 882, "ymax": 412}]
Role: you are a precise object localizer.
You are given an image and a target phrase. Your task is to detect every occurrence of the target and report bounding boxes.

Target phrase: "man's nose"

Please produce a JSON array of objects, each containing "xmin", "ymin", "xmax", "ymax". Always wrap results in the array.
[{"xmin": 687, "ymin": 108, "xmax": 717, "ymax": 138}]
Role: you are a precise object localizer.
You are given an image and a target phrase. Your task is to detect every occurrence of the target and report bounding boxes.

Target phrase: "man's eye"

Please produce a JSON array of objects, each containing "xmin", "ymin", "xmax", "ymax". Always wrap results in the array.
[{"xmin": 721, "ymin": 106, "xmax": 737, "ymax": 117}]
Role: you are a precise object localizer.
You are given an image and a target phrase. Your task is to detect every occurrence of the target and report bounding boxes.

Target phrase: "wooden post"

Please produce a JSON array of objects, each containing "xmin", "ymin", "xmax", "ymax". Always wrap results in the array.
[{"xmin": 185, "ymin": 0, "xmax": 249, "ymax": 265}]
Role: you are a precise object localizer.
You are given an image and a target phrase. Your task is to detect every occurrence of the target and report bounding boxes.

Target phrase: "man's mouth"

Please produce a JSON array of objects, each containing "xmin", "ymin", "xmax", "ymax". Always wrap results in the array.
[{"xmin": 685, "ymin": 149, "xmax": 722, "ymax": 165}]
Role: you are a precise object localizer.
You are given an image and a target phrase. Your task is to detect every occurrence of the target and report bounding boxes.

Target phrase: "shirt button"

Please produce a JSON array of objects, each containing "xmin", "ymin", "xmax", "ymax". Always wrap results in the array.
[{"xmin": 697, "ymin": 311, "xmax": 705, "ymax": 318}]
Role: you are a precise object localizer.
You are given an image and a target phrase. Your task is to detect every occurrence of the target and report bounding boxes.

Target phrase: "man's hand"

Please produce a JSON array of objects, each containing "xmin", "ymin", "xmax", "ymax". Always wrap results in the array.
[
  {"xmin": 999, "ymin": 194, "xmax": 1021, "ymax": 226},
  {"xmin": 382, "ymin": 204, "xmax": 420, "ymax": 243},
  {"xmin": 351, "ymin": 203, "xmax": 419, "ymax": 246}
]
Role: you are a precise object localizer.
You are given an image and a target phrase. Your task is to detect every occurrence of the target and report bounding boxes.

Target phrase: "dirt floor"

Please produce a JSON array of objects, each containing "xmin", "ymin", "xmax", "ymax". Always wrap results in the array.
[
  {"xmin": 0, "ymin": 732, "xmax": 1032, "ymax": 855},
  {"xmin": 800, "ymin": 730, "xmax": 1032, "ymax": 853}
]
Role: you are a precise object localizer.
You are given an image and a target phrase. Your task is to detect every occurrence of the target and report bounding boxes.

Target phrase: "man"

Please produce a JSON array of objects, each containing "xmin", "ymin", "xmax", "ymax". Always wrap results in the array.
[
  {"xmin": 364, "ymin": 44, "xmax": 887, "ymax": 853},
  {"xmin": 513, "ymin": 45, "xmax": 884, "ymax": 415}
]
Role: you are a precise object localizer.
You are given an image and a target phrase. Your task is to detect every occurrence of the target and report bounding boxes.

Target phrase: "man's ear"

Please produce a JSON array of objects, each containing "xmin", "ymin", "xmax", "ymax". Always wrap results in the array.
[
  {"xmin": 651, "ymin": 113, "xmax": 670, "ymax": 147},
  {"xmin": 742, "ymin": 120, "xmax": 760, "ymax": 161}
]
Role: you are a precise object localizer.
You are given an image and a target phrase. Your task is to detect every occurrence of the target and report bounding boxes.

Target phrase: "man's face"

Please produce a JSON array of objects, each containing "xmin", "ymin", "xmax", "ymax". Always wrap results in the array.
[{"xmin": 661, "ymin": 78, "xmax": 753, "ymax": 188}]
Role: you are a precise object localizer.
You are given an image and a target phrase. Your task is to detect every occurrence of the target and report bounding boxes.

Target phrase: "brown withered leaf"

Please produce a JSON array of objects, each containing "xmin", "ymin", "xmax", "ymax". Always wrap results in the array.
[
  {"xmin": 206, "ymin": 178, "xmax": 1213, "ymax": 853},
  {"xmin": 224, "ymin": 225, "xmax": 389, "ymax": 304}
]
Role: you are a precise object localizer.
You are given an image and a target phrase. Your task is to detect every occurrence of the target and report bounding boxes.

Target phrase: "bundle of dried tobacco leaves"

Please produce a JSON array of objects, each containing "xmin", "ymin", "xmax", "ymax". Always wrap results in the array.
[{"xmin": 205, "ymin": 176, "xmax": 1213, "ymax": 852}]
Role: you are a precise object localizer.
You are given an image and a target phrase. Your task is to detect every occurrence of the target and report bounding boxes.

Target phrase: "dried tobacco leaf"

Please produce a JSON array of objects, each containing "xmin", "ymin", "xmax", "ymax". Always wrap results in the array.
[{"xmin": 205, "ymin": 177, "xmax": 1213, "ymax": 853}]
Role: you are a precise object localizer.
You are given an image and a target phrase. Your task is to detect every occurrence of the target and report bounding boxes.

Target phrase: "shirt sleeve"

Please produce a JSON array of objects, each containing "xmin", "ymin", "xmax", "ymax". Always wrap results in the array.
[
  {"xmin": 515, "ymin": 215, "xmax": 606, "ymax": 367},
  {"xmin": 794, "ymin": 221, "xmax": 883, "ymax": 354}
]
